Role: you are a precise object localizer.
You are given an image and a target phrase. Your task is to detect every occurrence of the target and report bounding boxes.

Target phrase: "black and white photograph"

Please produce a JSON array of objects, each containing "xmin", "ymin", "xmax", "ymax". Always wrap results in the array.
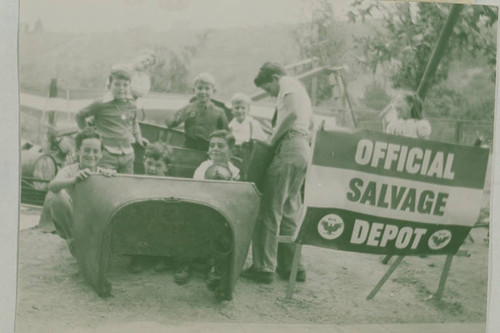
[{"xmin": 9, "ymin": 0, "xmax": 500, "ymax": 332}]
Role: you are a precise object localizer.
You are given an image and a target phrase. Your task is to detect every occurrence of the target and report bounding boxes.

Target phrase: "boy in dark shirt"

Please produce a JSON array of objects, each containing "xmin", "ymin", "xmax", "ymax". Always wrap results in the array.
[
  {"xmin": 76, "ymin": 67, "xmax": 148, "ymax": 173},
  {"xmin": 165, "ymin": 73, "xmax": 228, "ymax": 151},
  {"xmin": 129, "ymin": 142, "xmax": 174, "ymax": 273}
]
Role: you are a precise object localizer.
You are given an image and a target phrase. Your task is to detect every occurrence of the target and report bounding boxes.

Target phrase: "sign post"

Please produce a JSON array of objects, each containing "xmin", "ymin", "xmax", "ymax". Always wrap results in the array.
[{"xmin": 285, "ymin": 129, "xmax": 489, "ymax": 299}]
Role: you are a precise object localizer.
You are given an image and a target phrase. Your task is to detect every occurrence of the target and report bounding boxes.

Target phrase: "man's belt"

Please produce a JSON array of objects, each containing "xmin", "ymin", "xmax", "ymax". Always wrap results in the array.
[{"xmin": 273, "ymin": 129, "xmax": 310, "ymax": 153}]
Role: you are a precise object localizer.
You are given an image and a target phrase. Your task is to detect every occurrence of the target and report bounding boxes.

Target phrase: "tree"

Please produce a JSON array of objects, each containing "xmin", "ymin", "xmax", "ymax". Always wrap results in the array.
[
  {"xmin": 293, "ymin": 0, "xmax": 347, "ymax": 104},
  {"xmin": 150, "ymin": 31, "xmax": 210, "ymax": 94},
  {"xmin": 348, "ymin": 2, "xmax": 497, "ymax": 90},
  {"xmin": 293, "ymin": 0, "xmax": 345, "ymax": 66}
]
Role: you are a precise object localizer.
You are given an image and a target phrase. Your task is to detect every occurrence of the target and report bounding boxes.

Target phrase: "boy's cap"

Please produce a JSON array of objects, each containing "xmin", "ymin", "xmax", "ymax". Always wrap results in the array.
[
  {"xmin": 231, "ymin": 92, "xmax": 251, "ymax": 105},
  {"xmin": 193, "ymin": 72, "xmax": 216, "ymax": 88},
  {"xmin": 110, "ymin": 63, "xmax": 133, "ymax": 80}
]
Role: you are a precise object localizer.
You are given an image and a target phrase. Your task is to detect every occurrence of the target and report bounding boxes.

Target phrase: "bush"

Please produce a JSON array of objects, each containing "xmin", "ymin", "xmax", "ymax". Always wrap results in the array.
[{"xmin": 361, "ymin": 80, "xmax": 390, "ymax": 111}]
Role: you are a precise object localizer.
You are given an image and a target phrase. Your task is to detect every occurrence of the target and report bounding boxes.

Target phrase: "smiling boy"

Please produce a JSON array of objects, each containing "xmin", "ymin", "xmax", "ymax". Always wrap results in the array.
[
  {"xmin": 165, "ymin": 73, "xmax": 228, "ymax": 151},
  {"xmin": 44, "ymin": 128, "xmax": 115, "ymax": 256},
  {"xmin": 76, "ymin": 67, "xmax": 148, "ymax": 174},
  {"xmin": 174, "ymin": 130, "xmax": 239, "ymax": 286},
  {"xmin": 228, "ymin": 92, "xmax": 267, "ymax": 146}
]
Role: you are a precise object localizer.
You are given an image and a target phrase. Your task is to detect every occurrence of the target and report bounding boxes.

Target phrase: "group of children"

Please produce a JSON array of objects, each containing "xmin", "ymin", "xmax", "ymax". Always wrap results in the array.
[{"xmin": 44, "ymin": 65, "xmax": 267, "ymax": 291}]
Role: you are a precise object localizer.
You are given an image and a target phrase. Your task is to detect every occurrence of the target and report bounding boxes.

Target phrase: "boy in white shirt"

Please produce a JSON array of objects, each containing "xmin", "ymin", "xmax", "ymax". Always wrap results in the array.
[
  {"xmin": 175, "ymin": 130, "xmax": 239, "ymax": 286},
  {"xmin": 228, "ymin": 93, "xmax": 267, "ymax": 146}
]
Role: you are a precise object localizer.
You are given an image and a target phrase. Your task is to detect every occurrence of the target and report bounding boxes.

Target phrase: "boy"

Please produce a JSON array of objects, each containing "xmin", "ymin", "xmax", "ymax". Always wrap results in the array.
[
  {"xmin": 142, "ymin": 141, "xmax": 173, "ymax": 177},
  {"xmin": 129, "ymin": 141, "xmax": 174, "ymax": 273},
  {"xmin": 228, "ymin": 92, "xmax": 267, "ymax": 146},
  {"xmin": 174, "ymin": 130, "xmax": 239, "ymax": 287},
  {"xmin": 193, "ymin": 130, "xmax": 239, "ymax": 181},
  {"xmin": 44, "ymin": 128, "xmax": 115, "ymax": 256},
  {"xmin": 242, "ymin": 62, "xmax": 313, "ymax": 284},
  {"xmin": 165, "ymin": 73, "xmax": 229, "ymax": 152},
  {"xmin": 76, "ymin": 67, "xmax": 148, "ymax": 174}
]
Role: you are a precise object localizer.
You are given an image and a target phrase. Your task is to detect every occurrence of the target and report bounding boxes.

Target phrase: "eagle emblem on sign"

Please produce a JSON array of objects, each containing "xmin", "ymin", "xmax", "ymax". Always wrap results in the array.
[
  {"xmin": 317, "ymin": 214, "xmax": 344, "ymax": 240},
  {"xmin": 428, "ymin": 230, "xmax": 452, "ymax": 250}
]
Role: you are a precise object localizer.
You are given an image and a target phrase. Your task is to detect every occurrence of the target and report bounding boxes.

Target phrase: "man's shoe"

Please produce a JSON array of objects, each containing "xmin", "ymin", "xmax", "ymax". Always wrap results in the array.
[
  {"xmin": 128, "ymin": 256, "xmax": 144, "ymax": 274},
  {"xmin": 206, "ymin": 266, "xmax": 222, "ymax": 291},
  {"xmin": 153, "ymin": 258, "xmax": 172, "ymax": 272},
  {"xmin": 277, "ymin": 269, "xmax": 306, "ymax": 282},
  {"xmin": 240, "ymin": 266, "xmax": 274, "ymax": 284},
  {"xmin": 174, "ymin": 263, "xmax": 191, "ymax": 285},
  {"xmin": 296, "ymin": 270, "xmax": 306, "ymax": 282}
]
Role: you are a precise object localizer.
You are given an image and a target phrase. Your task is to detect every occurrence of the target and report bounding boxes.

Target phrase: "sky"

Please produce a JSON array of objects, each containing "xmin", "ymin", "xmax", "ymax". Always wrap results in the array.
[{"xmin": 19, "ymin": 0, "xmax": 356, "ymax": 32}]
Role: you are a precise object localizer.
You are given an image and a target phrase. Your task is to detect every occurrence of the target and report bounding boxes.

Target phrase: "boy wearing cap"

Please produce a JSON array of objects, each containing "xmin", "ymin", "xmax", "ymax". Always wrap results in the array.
[
  {"xmin": 165, "ymin": 73, "xmax": 229, "ymax": 152},
  {"xmin": 76, "ymin": 67, "xmax": 148, "ymax": 173}
]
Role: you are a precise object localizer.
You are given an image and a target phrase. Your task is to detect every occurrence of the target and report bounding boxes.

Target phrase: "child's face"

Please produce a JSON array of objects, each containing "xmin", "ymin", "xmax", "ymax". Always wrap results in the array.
[
  {"xmin": 144, "ymin": 157, "xmax": 169, "ymax": 176},
  {"xmin": 208, "ymin": 137, "xmax": 230, "ymax": 164},
  {"xmin": 110, "ymin": 78, "xmax": 130, "ymax": 101},
  {"xmin": 232, "ymin": 102, "xmax": 249, "ymax": 123},
  {"xmin": 194, "ymin": 81, "xmax": 214, "ymax": 104},
  {"xmin": 78, "ymin": 138, "xmax": 102, "ymax": 170}
]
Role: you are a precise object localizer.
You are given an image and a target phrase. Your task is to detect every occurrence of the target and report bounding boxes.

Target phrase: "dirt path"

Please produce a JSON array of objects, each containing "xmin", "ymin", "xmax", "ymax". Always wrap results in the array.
[{"xmin": 15, "ymin": 215, "xmax": 488, "ymax": 332}]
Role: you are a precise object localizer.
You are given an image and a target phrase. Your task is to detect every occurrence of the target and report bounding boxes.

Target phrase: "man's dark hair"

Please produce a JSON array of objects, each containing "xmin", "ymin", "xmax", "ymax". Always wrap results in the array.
[
  {"xmin": 209, "ymin": 130, "xmax": 236, "ymax": 150},
  {"xmin": 404, "ymin": 92, "xmax": 423, "ymax": 120},
  {"xmin": 254, "ymin": 62, "xmax": 287, "ymax": 87},
  {"xmin": 75, "ymin": 127, "xmax": 102, "ymax": 150},
  {"xmin": 144, "ymin": 141, "xmax": 173, "ymax": 165}
]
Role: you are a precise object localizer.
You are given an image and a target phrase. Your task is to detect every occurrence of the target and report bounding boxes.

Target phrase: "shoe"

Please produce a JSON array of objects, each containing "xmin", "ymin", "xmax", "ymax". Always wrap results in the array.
[
  {"xmin": 277, "ymin": 268, "xmax": 306, "ymax": 282},
  {"xmin": 240, "ymin": 266, "xmax": 274, "ymax": 284},
  {"xmin": 153, "ymin": 258, "xmax": 171, "ymax": 272},
  {"xmin": 206, "ymin": 266, "xmax": 222, "ymax": 291},
  {"xmin": 174, "ymin": 263, "xmax": 191, "ymax": 285},
  {"xmin": 128, "ymin": 256, "xmax": 144, "ymax": 274}
]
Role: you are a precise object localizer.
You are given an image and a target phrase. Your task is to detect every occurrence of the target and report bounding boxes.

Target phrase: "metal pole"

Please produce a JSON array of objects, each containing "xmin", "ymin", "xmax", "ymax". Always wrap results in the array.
[
  {"xmin": 367, "ymin": 255, "xmax": 404, "ymax": 300},
  {"xmin": 416, "ymin": 4, "xmax": 464, "ymax": 100}
]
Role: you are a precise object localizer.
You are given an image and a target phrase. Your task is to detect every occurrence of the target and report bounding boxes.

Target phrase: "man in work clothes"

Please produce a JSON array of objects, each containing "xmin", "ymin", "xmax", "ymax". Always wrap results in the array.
[{"xmin": 242, "ymin": 62, "xmax": 313, "ymax": 283}]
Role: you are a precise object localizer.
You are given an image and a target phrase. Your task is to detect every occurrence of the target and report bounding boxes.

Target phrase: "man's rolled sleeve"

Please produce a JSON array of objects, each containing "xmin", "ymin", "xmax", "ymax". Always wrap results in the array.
[{"xmin": 76, "ymin": 102, "xmax": 98, "ymax": 129}]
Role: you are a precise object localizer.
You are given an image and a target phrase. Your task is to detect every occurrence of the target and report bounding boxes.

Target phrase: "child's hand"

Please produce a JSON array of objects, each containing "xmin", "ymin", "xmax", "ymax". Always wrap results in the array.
[{"xmin": 74, "ymin": 169, "xmax": 92, "ymax": 183}]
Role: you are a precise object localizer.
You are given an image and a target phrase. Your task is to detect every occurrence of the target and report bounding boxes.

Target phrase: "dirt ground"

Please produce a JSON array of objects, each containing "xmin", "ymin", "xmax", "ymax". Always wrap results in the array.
[{"xmin": 15, "ymin": 211, "xmax": 489, "ymax": 332}]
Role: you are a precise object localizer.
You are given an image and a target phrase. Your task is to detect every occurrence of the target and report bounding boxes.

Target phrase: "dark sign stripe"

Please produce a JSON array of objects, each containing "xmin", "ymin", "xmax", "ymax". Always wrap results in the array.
[
  {"xmin": 297, "ymin": 207, "xmax": 471, "ymax": 256},
  {"xmin": 312, "ymin": 129, "xmax": 489, "ymax": 189}
]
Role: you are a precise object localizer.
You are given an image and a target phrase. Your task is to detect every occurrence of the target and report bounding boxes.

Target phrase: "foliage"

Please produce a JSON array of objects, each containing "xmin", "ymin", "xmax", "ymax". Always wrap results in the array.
[
  {"xmin": 293, "ymin": 0, "xmax": 346, "ymax": 67},
  {"xmin": 348, "ymin": 1, "xmax": 498, "ymax": 90},
  {"xmin": 150, "ymin": 31, "xmax": 210, "ymax": 93},
  {"xmin": 293, "ymin": 0, "xmax": 347, "ymax": 103},
  {"xmin": 361, "ymin": 80, "xmax": 390, "ymax": 111},
  {"xmin": 424, "ymin": 69, "xmax": 495, "ymax": 121}
]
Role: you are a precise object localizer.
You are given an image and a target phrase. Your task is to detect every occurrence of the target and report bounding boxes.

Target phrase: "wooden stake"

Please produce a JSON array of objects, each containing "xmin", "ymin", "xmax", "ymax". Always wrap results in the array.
[
  {"xmin": 434, "ymin": 254, "xmax": 454, "ymax": 301},
  {"xmin": 367, "ymin": 255, "xmax": 404, "ymax": 300},
  {"xmin": 285, "ymin": 243, "xmax": 303, "ymax": 299}
]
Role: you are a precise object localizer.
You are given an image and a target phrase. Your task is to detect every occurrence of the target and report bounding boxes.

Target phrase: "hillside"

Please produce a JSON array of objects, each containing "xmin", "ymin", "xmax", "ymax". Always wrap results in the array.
[{"xmin": 18, "ymin": 20, "xmax": 375, "ymax": 99}]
